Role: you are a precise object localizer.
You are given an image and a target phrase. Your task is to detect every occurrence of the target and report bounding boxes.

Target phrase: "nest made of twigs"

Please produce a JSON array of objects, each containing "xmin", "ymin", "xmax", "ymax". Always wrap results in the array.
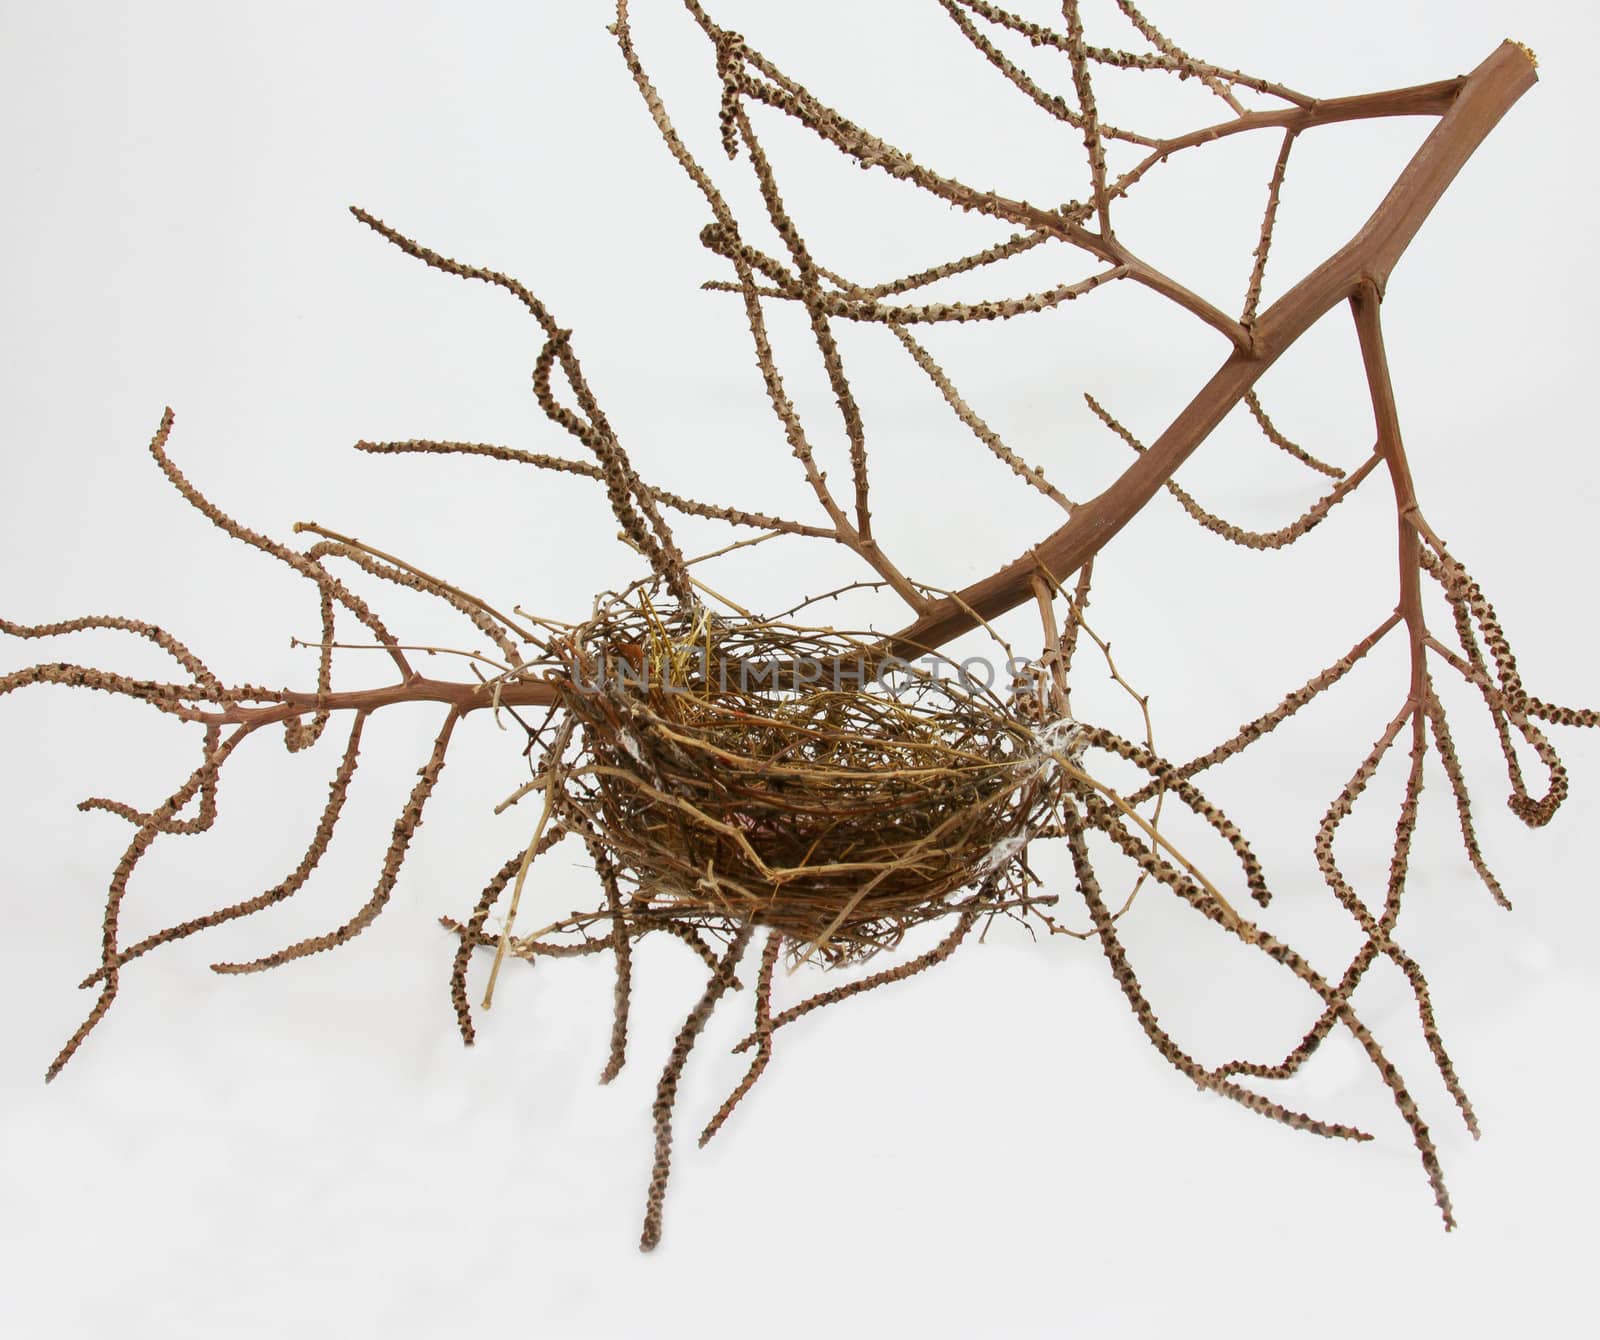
[{"xmin": 548, "ymin": 595, "xmax": 1056, "ymax": 963}]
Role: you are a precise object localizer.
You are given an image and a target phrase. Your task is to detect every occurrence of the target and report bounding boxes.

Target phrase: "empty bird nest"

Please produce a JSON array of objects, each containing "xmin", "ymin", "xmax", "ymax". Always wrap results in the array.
[{"xmin": 524, "ymin": 592, "xmax": 1061, "ymax": 966}]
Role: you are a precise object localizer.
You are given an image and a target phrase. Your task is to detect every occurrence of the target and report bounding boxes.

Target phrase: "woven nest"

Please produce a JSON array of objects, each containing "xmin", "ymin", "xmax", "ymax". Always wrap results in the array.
[{"xmin": 549, "ymin": 595, "xmax": 1058, "ymax": 963}]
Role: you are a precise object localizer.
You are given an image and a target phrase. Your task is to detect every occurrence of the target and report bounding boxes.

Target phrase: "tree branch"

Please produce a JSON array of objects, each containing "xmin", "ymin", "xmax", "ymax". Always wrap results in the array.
[{"xmin": 887, "ymin": 41, "xmax": 1536, "ymax": 658}]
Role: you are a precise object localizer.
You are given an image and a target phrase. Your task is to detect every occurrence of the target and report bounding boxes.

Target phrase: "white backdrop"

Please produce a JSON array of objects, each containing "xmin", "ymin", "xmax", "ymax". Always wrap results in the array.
[{"xmin": 3, "ymin": 3, "xmax": 1597, "ymax": 1336}]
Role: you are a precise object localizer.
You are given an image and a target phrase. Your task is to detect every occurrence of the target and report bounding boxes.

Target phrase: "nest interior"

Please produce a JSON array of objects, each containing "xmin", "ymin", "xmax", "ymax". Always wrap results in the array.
[{"xmin": 549, "ymin": 597, "xmax": 1058, "ymax": 963}]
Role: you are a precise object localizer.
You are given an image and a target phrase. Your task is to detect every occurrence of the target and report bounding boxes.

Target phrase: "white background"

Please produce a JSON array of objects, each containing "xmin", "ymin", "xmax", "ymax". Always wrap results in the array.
[{"xmin": 2, "ymin": 2, "xmax": 1597, "ymax": 1336}]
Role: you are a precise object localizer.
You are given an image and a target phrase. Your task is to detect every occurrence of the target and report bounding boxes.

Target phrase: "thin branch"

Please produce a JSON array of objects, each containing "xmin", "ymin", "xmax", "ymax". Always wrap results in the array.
[
  {"xmin": 211, "ymin": 710, "xmax": 461, "ymax": 974},
  {"xmin": 640, "ymin": 920, "xmax": 753, "ymax": 1252}
]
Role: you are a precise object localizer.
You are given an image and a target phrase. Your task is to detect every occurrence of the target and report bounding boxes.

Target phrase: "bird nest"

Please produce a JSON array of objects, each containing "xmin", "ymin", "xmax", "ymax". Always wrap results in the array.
[{"xmin": 547, "ymin": 596, "xmax": 1058, "ymax": 964}]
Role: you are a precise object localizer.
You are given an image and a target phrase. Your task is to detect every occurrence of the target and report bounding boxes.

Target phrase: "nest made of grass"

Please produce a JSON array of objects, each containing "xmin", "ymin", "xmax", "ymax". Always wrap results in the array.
[{"xmin": 549, "ymin": 595, "xmax": 1057, "ymax": 963}]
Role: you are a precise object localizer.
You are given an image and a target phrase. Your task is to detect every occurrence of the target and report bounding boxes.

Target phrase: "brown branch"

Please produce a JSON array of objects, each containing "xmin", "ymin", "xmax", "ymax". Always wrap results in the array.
[
  {"xmin": 614, "ymin": 2, "xmax": 931, "ymax": 614},
  {"xmin": 888, "ymin": 42, "xmax": 1536, "ymax": 657},
  {"xmin": 730, "ymin": 105, "xmax": 875, "ymax": 541},
  {"xmin": 1246, "ymin": 390, "xmax": 1345, "ymax": 480},
  {"xmin": 705, "ymin": 265, "xmax": 1126, "ymax": 325},
  {"xmin": 1, "ymin": 614, "xmax": 221, "ymax": 695},
  {"xmin": 699, "ymin": 930, "xmax": 783, "ymax": 1145},
  {"xmin": 730, "ymin": 903, "xmax": 981, "ymax": 1055},
  {"xmin": 938, "ymin": 1, "xmax": 1159, "ymax": 148},
  {"xmin": 856, "ymin": 229, "xmax": 1057, "ymax": 300},
  {"xmin": 1059, "ymin": 798, "xmax": 1372, "ymax": 1143},
  {"xmin": 1085, "ymin": 392, "xmax": 1380, "ymax": 550},
  {"xmin": 891, "ymin": 326, "xmax": 1076, "ymax": 512},
  {"xmin": 45, "ymin": 726, "xmax": 253, "ymax": 1081},
  {"xmin": 350, "ymin": 207, "xmax": 695, "ymax": 607},
  {"xmin": 210, "ymin": 710, "xmax": 461, "ymax": 974},
  {"xmin": 1128, "ymin": 613, "xmax": 1402, "ymax": 803},
  {"xmin": 1352, "ymin": 281, "xmax": 1429, "ymax": 711},
  {"xmin": 79, "ymin": 713, "xmax": 369, "ymax": 988},
  {"xmin": 1062, "ymin": 2, "xmax": 1112, "ymax": 234},
  {"xmin": 726, "ymin": 44, "xmax": 1252, "ymax": 349},
  {"xmin": 1243, "ymin": 130, "xmax": 1296, "ymax": 325},
  {"xmin": 353, "ymin": 439, "xmax": 832, "ymax": 539},
  {"xmin": 640, "ymin": 920, "xmax": 753, "ymax": 1252},
  {"xmin": 1111, "ymin": 0, "xmax": 1247, "ymax": 112}
]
